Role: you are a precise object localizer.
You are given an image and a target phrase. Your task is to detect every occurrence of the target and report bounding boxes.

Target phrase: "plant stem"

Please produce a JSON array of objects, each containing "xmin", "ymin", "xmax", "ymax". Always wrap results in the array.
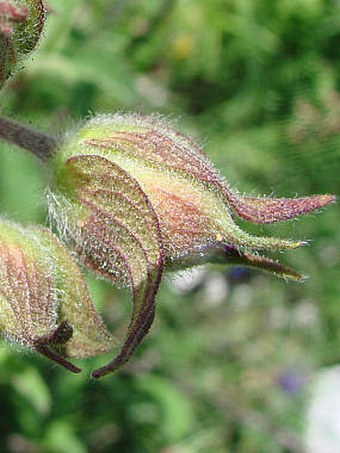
[
  {"xmin": 0, "ymin": 115, "xmax": 59, "ymax": 161},
  {"xmin": 35, "ymin": 344, "xmax": 82, "ymax": 373}
]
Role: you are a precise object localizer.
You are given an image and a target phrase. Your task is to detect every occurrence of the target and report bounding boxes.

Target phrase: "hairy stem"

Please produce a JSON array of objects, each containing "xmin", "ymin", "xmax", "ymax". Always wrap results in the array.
[{"xmin": 0, "ymin": 115, "xmax": 59, "ymax": 160}]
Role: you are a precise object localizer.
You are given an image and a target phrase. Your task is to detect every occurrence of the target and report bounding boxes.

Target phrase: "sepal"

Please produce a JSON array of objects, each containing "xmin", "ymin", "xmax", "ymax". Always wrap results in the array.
[
  {"xmin": 0, "ymin": 220, "xmax": 113, "ymax": 372},
  {"xmin": 0, "ymin": 0, "xmax": 45, "ymax": 89}
]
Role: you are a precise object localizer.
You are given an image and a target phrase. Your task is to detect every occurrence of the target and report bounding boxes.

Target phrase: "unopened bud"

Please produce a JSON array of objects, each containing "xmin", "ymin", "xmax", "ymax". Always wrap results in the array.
[
  {"xmin": 0, "ymin": 0, "xmax": 45, "ymax": 89},
  {"xmin": 49, "ymin": 113, "xmax": 335, "ymax": 377},
  {"xmin": 0, "ymin": 219, "xmax": 113, "ymax": 373}
]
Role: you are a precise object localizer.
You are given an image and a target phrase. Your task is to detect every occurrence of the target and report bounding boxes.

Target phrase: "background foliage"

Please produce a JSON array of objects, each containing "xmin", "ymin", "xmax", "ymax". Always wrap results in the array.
[{"xmin": 0, "ymin": 0, "xmax": 339, "ymax": 451}]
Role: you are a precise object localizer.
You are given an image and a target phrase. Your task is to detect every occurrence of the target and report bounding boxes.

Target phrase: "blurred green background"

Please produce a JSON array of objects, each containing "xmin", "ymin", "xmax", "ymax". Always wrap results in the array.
[{"xmin": 0, "ymin": 0, "xmax": 339, "ymax": 451}]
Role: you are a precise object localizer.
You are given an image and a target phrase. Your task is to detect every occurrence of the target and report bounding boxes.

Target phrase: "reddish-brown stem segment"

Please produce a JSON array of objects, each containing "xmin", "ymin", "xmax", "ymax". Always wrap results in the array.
[
  {"xmin": 33, "ymin": 321, "xmax": 81, "ymax": 373},
  {"xmin": 35, "ymin": 344, "xmax": 81, "ymax": 373},
  {"xmin": 37, "ymin": 320, "xmax": 74, "ymax": 345},
  {"xmin": 0, "ymin": 115, "xmax": 59, "ymax": 160}
]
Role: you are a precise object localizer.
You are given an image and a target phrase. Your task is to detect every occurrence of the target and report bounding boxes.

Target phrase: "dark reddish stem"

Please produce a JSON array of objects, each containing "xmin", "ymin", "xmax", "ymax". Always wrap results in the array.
[
  {"xmin": 33, "ymin": 321, "xmax": 81, "ymax": 373},
  {"xmin": 38, "ymin": 320, "xmax": 74, "ymax": 345},
  {"xmin": 35, "ymin": 344, "xmax": 81, "ymax": 373},
  {"xmin": 0, "ymin": 115, "xmax": 59, "ymax": 161}
]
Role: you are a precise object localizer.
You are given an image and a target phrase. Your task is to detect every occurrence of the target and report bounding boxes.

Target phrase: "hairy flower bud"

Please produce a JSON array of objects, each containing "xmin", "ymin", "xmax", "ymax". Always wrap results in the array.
[
  {"xmin": 0, "ymin": 220, "xmax": 113, "ymax": 372},
  {"xmin": 49, "ymin": 113, "xmax": 335, "ymax": 378},
  {"xmin": 0, "ymin": 0, "xmax": 45, "ymax": 89}
]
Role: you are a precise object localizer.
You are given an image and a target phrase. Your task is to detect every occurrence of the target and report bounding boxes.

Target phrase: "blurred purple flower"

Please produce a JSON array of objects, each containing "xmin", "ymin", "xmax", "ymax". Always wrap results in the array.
[{"xmin": 278, "ymin": 369, "xmax": 306, "ymax": 394}]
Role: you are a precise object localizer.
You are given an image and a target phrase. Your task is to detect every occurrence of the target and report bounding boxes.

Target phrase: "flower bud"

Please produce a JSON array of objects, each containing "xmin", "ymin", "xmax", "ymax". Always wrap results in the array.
[
  {"xmin": 0, "ymin": 219, "xmax": 113, "ymax": 373},
  {"xmin": 49, "ymin": 113, "xmax": 335, "ymax": 377},
  {"xmin": 0, "ymin": 0, "xmax": 45, "ymax": 89}
]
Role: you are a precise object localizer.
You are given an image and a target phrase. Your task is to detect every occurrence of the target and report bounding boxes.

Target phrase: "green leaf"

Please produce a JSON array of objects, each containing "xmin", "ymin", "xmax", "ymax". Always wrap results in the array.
[{"xmin": 12, "ymin": 367, "xmax": 51, "ymax": 416}]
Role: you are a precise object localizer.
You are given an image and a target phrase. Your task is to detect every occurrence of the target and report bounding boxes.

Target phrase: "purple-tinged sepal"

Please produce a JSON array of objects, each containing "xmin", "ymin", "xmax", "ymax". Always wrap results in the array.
[
  {"xmin": 48, "ymin": 154, "xmax": 164, "ymax": 378},
  {"xmin": 0, "ymin": 0, "xmax": 45, "ymax": 89},
  {"xmin": 0, "ymin": 219, "xmax": 113, "ymax": 372}
]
